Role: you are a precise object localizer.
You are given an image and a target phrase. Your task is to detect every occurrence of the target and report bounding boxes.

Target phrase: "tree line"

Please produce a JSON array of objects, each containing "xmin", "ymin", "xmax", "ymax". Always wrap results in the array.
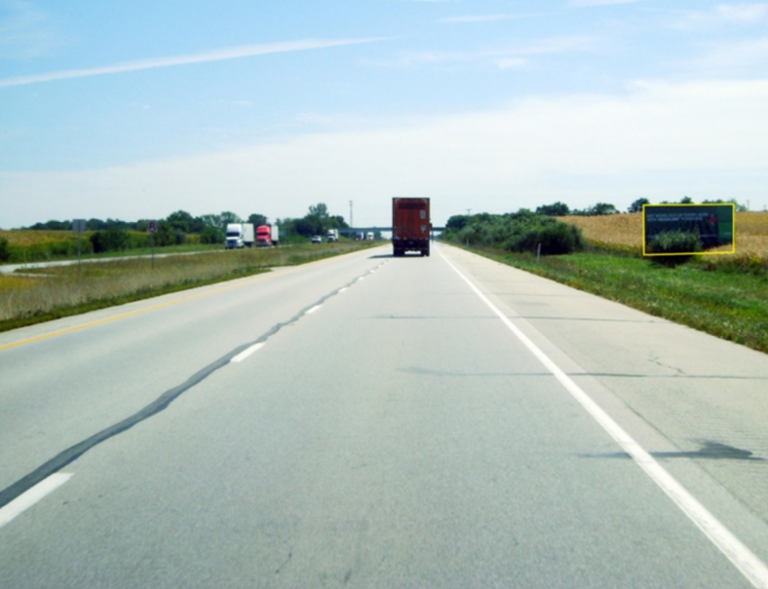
[
  {"xmin": 532, "ymin": 197, "xmax": 747, "ymax": 217},
  {"xmin": 19, "ymin": 203, "xmax": 350, "ymax": 254}
]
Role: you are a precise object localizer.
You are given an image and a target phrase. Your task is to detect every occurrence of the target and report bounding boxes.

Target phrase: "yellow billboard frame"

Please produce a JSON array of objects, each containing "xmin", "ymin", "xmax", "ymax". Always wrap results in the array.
[{"xmin": 642, "ymin": 203, "xmax": 735, "ymax": 257}]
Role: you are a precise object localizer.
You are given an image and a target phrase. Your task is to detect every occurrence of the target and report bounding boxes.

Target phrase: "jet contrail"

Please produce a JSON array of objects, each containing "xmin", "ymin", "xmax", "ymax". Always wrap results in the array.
[{"xmin": 0, "ymin": 37, "xmax": 385, "ymax": 88}]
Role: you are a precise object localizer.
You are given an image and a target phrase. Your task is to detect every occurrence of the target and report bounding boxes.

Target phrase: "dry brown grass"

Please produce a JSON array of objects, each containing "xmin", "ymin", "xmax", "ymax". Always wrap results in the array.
[
  {"xmin": 560, "ymin": 214, "xmax": 643, "ymax": 250},
  {"xmin": 560, "ymin": 212, "xmax": 768, "ymax": 258},
  {"xmin": 0, "ymin": 242, "xmax": 374, "ymax": 327},
  {"xmin": 733, "ymin": 212, "xmax": 768, "ymax": 255}
]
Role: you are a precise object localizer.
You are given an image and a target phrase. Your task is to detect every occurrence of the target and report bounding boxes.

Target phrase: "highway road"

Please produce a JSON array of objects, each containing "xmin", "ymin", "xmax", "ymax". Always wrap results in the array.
[{"xmin": 1, "ymin": 243, "xmax": 768, "ymax": 588}]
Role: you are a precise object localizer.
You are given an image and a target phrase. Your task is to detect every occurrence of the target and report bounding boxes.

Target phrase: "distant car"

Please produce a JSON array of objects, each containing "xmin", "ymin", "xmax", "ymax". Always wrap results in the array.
[{"xmin": 311, "ymin": 235, "xmax": 322, "ymax": 243}]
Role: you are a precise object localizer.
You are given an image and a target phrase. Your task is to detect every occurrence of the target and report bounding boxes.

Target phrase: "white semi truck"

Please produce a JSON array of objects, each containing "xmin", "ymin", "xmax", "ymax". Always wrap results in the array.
[
  {"xmin": 326, "ymin": 228, "xmax": 339, "ymax": 242},
  {"xmin": 225, "ymin": 223, "xmax": 255, "ymax": 249}
]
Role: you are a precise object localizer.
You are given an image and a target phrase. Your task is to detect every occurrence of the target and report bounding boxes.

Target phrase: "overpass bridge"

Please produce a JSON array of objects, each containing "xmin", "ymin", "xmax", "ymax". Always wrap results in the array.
[{"xmin": 338, "ymin": 227, "xmax": 446, "ymax": 236}]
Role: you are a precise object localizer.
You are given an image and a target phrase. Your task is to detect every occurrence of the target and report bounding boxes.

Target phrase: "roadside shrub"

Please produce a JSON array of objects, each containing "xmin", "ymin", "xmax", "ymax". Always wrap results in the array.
[
  {"xmin": 154, "ymin": 221, "xmax": 187, "ymax": 246},
  {"xmin": 511, "ymin": 222, "xmax": 585, "ymax": 255},
  {"xmin": 448, "ymin": 211, "xmax": 585, "ymax": 255},
  {"xmin": 0, "ymin": 237, "xmax": 10, "ymax": 262},
  {"xmin": 90, "ymin": 228, "xmax": 131, "ymax": 253},
  {"xmin": 200, "ymin": 226, "xmax": 224, "ymax": 244},
  {"xmin": 700, "ymin": 253, "xmax": 768, "ymax": 276}
]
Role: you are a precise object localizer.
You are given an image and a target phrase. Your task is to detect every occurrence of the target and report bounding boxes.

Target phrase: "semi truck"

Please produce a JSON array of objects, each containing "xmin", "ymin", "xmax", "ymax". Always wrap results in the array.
[
  {"xmin": 326, "ymin": 228, "xmax": 339, "ymax": 242},
  {"xmin": 225, "ymin": 223, "xmax": 255, "ymax": 249},
  {"xmin": 256, "ymin": 224, "xmax": 279, "ymax": 247},
  {"xmin": 392, "ymin": 197, "xmax": 430, "ymax": 257}
]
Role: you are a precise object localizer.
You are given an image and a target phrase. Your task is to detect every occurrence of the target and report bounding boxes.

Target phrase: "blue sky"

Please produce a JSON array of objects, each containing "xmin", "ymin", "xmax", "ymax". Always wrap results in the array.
[{"xmin": 1, "ymin": 0, "xmax": 767, "ymax": 228}]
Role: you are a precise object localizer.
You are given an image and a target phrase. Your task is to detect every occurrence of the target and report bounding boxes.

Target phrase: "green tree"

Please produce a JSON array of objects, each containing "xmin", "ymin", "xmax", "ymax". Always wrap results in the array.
[
  {"xmin": 628, "ymin": 198, "xmax": 650, "ymax": 213},
  {"xmin": 295, "ymin": 216, "xmax": 322, "ymax": 237},
  {"xmin": 219, "ymin": 211, "xmax": 243, "ymax": 226},
  {"xmin": 86, "ymin": 218, "xmax": 107, "ymax": 230},
  {"xmin": 445, "ymin": 215, "xmax": 470, "ymax": 231},
  {"xmin": 28, "ymin": 220, "xmax": 70, "ymax": 230},
  {"xmin": 200, "ymin": 225, "xmax": 224, "ymax": 244},
  {"xmin": 680, "ymin": 196, "xmax": 693, "ymax": 204},
  {"xmin": 308, "ymin": 203, "xmax": 329, "ymax": 220},
  {"xmin": 166, "ymin": 210, "xmax": 195, "ymax": 233},
  {"xmin": 574, "ymin": 203, "xmax": 619, "ymax": 216},
  {"xmin": 154, "ymin": 220, "xmax": 186, "ymax": 246},
  {"xmin": 199, "ymin": 214, "xmax": 222, "ymax": 229},
  {"xmin": 591, "ymin": 202, "xmax": 619, "ymax": 215},
  {"xmin": 328, "ymin": 215, "xmax": 349, "ymax": 229},
  {"xmin": 535, "ymin": 202, "xmax": 570, "ymax": 216},
  {"xmin": 248, "ymin": 213, "xmax": 268, "ymax": 227}
]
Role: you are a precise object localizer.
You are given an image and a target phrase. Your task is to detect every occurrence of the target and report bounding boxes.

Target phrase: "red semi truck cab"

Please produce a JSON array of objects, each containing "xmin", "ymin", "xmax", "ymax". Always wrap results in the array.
[
  {"xmin": 255, "ymin": 225, "xmax": 272, "ymax": 247},
  {"xmin": 392, "ymin": 198, "xmax": 431, "ymax": 257}
]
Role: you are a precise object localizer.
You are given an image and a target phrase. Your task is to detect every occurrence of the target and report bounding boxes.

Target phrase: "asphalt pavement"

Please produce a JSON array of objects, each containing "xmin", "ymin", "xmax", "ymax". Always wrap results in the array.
[{"xmin": 1, "ymin": 243, "xmax": 767, "ymax": 588}]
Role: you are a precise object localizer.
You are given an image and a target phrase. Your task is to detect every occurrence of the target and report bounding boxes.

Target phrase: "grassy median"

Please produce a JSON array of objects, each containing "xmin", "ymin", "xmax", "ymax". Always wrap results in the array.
[{"xmin": 0, "ymin": 241, "xmax": 378, "ymax": 332}]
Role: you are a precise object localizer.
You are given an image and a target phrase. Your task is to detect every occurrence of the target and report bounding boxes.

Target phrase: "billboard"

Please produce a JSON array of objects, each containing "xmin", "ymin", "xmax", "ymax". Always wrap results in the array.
[{"xmin": 642, "ymin": 203, "xmax": 735, "ymax": 256}]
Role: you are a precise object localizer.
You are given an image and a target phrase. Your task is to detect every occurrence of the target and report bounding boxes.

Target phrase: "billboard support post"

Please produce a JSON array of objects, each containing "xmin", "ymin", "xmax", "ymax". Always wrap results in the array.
[
  {"xmin": 71, "ymin": 219, "xmax": 86, "ymax": 275},
  {"xmin": 147, "ymin": 220, "xmax": 158, "ymax": 269}
]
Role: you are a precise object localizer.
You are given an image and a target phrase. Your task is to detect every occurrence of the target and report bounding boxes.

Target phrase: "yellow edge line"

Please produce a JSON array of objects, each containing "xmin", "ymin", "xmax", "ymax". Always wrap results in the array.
[{"xmin": 0, "ymin": 272, "xmax": 283, "ymax": 353}]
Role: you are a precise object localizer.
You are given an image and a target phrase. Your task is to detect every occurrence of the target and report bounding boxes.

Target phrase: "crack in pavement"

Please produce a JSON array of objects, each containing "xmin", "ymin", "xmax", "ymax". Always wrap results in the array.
[{"xmin": 0, "ymin": 269, "xmax": 376, "ymax": 510}]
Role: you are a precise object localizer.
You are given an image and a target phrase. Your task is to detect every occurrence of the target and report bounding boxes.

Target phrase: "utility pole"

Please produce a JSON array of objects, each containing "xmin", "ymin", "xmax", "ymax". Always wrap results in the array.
[{"xmin": 350, "ymin": 200, "xmax": 354, "ymax": 230}]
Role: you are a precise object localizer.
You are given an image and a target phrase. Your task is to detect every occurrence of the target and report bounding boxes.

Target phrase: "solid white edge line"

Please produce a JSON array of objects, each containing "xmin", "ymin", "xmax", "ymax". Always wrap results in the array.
[
  {"xmin": 230, "ymin": 342, "xmax": 265, "ymax": 363},
  {"xmin": 305, "ymin": 304, "xmax": 322, "ymax": 314},
  {"xmin": 0, "ymin": 473, "xmax": 73, "ymax": 529},
  {"xmin": 438, "ymin": 246, "xmax": 768, "ymax": 589}
]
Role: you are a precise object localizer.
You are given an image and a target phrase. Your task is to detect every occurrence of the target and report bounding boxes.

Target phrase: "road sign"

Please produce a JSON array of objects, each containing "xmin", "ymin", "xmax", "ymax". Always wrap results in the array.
[
  {"xmin": 72, "ymin": 219, "xmax": 86, "ymax": 232},
  {"xmin": 147, "ymin": 220, "xmax": 158, "ymax": 233}
]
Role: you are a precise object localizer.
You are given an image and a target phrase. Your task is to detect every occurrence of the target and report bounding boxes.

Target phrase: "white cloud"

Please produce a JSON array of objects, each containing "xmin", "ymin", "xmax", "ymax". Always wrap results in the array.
[
  {"xmin": 668, "ymin": 3, "xmax": 768, "ymax": 28},
  {"xmin": 687, "ymin": 37, "xmax": 768, "ymax": 75},
  {"xmin": 716, "ymin": 3, "xmax": 768, "ymax": 22},
  {"xmin": 570, "ymin": 0, "xmax": 645, "ymax": 6},
  {"xmin": 210, "ymin": 99, "xmax": 253, "ymax": 108},
  {"xmin": 494, "ymin": 57, "xmax": 528, "ymax": 70},
  {"xmin": 508, "ymin": 36, "xmax": 596, "ymax": 55},
  {"xmin": 0, "ymin": 37, "xmax": 387, "ymax": 88},
  {"xmin": 0, "ymin": 0, "xmax": 60, "ymax": 59},
  {"xmin": 439, "ymin": 13, "xmax": 558, "ymax": 23},
  {"xmin": 366, "ymin": 50, "xmax": 472, "ymax": 68},
  {"xmin": 440, "ymin": 14, "xmax": 521, "ymax": 23},
  {"xmin": 370, "ymin": 37, "xmax": 596, "ymax": 69},
  {"xmin": 3, "ymin": 79, "xmax": 767, "ymax": 226}
]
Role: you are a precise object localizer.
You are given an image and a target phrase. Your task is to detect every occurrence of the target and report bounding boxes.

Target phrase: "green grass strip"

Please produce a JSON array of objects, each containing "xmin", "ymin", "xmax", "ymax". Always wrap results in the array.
[{"xmin": 459, "ymin": 245, "xmax": 768, "ymax": 354}]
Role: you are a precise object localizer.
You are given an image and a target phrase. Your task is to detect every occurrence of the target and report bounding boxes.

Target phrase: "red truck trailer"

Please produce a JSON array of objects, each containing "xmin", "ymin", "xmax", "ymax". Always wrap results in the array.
[{"xmin": 392, "ymin": 197, "xmax": 431, "ymax": 257}]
